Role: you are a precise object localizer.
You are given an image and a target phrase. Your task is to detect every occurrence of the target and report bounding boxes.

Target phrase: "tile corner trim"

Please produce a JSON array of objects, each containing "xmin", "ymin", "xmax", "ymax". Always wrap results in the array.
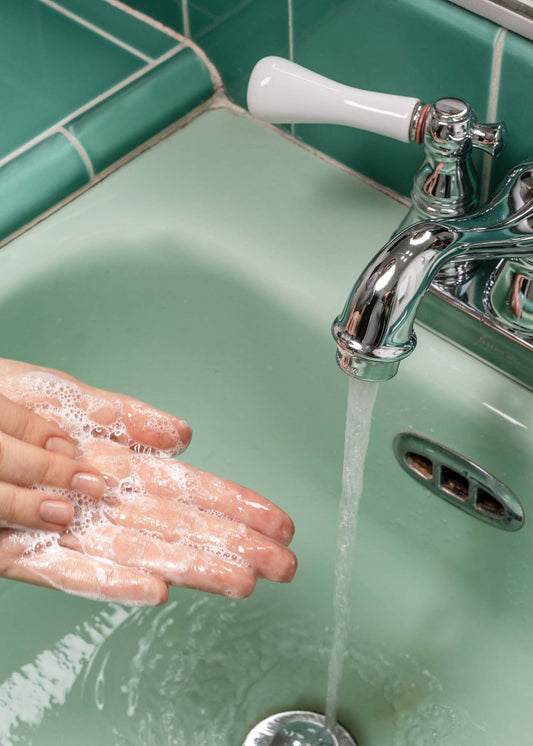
[
  {"xmin": 0, "ymin": 43, "xmax": 215, "ymax": 246},
  {"xmin": 0, "ymin": 132, "xmax": 90, "ymax": 244}
]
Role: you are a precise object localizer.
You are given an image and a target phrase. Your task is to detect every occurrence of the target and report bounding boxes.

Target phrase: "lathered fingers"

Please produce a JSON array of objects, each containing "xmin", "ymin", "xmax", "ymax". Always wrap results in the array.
[
  {"xmin": 81, "ymin": 441, "xmax": 295, "ymax": 547},
  {"xmin": 0, "ymin": 365, "xmax": 192, "ymax": 456},
  {"xmin": 60, "ymin": 525, "xmax": 258, "ymax": 599},
  {"xmin": 0, "ymin": 482, "xmax": 73, "ymax": 531},
  {"xmin": 0, "ymin": 392, "xmax": 75, "ymax": 454},
  {"xmin": 0, "ymin": 531, "xmax": 168, "ymax": 605},
  {"xmin": 0, "ymin": 431, "xmax": 105, "ymax": 498},
  {"xmin": 104, "ymin": 494, "xmax": 297, "ymax": 583}
]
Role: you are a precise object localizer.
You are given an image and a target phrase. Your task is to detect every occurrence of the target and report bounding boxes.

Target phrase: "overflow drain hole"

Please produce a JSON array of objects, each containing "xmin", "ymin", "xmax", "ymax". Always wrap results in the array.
[
  {"xmin": 440, "ymin": 466, "xmax": 469, "ymax": 502},
  {"xmin": 476, "ymin": 488, "xmax": 506, "ymax": 517},
  {"xmin": 405, "ymin": 452, "xmax": 433, "ymax": 479},
  {"xmin": 394, "ymin": 433, "xmax": 525, "ymax": 531}
]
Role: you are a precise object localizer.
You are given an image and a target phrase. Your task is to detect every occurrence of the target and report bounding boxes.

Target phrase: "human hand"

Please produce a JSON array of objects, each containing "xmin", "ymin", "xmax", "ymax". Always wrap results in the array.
[
  {"xmin": 0, "ymin": 361, "xmax": 109, "ymax": 532},
  {"xmin": 0, "ymin": 360, "xmax": 296, "ymax": 605}
]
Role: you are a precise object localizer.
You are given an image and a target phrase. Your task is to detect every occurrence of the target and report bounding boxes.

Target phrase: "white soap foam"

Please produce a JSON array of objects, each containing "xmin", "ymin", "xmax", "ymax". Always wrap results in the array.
[
  {"xmin": 2, "ymin": 372, "xmax": 251, "ymax": 603},
  {"xmin": 3, "ymin": 371, "xmax": 183, "ymax": 457}
]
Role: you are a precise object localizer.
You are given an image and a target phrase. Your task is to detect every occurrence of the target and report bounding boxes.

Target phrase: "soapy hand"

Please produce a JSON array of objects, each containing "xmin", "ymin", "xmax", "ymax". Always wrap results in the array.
[{"xmin": 0, "ymin": 360, "xmax": 296, "ymax": 605}]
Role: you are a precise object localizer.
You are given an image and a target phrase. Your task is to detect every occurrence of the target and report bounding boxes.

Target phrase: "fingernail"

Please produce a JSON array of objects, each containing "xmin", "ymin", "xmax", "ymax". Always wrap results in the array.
[
  {"xmin": 71, "ymin": 472, "xmax": 106, "ymax": 499},
  {"xmin": 40, "ymin": 500, "xmax": 73, "ymax": 526},
  {"xmin": 280, "ymin": 517, "xmax": 295, "ymax": 546},
  {"xmin": 45, "ymin": 437, "xmax": 77, "ymax": 459}
]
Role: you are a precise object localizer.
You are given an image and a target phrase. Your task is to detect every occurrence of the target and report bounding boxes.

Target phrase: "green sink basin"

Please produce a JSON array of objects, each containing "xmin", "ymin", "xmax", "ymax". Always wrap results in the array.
[{"xmin": 0, "ymin": 109, "xmax": 531, "ymax": 746}]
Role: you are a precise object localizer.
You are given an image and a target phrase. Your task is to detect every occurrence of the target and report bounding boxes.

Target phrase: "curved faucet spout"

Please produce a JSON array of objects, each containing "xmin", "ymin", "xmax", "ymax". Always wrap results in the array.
[{"xmin": 333, "ymin": 161, "xmax": 533, "ymax": 382}]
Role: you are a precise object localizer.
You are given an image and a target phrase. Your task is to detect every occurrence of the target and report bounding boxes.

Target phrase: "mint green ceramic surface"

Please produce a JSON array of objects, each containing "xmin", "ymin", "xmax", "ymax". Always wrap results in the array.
[{"xmin": 0, "ymin": 110, "xmax": 531, "ymax": 745}]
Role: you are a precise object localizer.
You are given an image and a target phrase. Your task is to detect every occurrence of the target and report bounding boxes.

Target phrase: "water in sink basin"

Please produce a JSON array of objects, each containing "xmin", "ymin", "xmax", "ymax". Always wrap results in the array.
[{"xmin": 0, "ymin": 237, "xmax": 529, "ymax": 746}]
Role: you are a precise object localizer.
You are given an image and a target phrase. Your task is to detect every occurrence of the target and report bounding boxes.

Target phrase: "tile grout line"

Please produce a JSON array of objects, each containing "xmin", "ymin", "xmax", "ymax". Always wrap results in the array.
[
  {"xmin": 103, "ymin": 0, "xmax": 186, "ymax": 41},
  {"xmin": 182, "ymin": 0, "xmax": 191, "ymax": 37},
  {"xmin": 38, "ymin": 0, "xmax": 153, "ymax": 62},
  {"xmin": 288, "ymin": 0, "xmax": 294, "ymax": 60},
  {"xmin": 481, "ymin": 26, "xmax": 506, "ymax": 203},
  {"xmin": 181, "ymin": 40, "xmax": 224, "ymax": 91},
  {"xmin": 288, "ymin": 0, "xmax": 295, "ymax": 138},
  {"xmin": 0, "ymin": 44, "xmax": 185, "ymax": 169},
  {"xmin": 488, "ymin": 27, "xmax": 506, "ymax": 122},
  {"xmin": 59, "ymin": 127, "xmax": 95, "ymax": 179},
  {"xmin": 101, "ymin": 0, "xmax": 223, "ymax": 90}
]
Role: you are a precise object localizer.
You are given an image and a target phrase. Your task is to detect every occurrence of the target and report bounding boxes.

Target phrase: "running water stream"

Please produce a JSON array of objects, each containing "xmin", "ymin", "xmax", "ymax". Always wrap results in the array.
[{"xmin": 325, "ymin": 377, "xmax": 379, "ymax": 731}]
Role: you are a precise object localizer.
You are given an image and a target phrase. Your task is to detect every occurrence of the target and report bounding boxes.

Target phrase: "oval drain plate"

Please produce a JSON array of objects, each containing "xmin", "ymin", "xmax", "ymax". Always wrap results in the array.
[{"xmin": 393, "ymin": 432, "xmax": 525, "ymax": 531}]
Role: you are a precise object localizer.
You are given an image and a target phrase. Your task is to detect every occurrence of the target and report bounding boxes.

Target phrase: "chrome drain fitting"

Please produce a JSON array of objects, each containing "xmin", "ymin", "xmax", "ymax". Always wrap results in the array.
[{"xmin": 242, "ymin": 711, "xmax": 357, "ymax": 746}]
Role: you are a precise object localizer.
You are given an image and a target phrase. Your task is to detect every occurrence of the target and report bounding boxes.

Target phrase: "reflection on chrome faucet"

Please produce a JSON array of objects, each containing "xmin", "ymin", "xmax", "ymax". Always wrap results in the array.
[{"xmin": 333, "ymin": 162, "xmax": 533, "ymax": 382}]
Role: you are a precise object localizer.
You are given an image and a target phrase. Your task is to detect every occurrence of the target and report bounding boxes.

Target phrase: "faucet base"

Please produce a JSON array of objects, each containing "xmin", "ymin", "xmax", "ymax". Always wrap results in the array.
[
  {"xmin": 487, "ymin": 258, "xmax": 533, "ymax": 334},
  {"xmin": 418, "ymin": 264, "xmax": 533, "ymax": 390}
]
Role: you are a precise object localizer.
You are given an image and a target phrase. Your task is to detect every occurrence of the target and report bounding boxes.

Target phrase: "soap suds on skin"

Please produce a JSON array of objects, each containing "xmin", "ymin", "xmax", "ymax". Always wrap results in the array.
[{"xmin": 0, "ymin": 372, "xmax": 252, "ymax": 603}]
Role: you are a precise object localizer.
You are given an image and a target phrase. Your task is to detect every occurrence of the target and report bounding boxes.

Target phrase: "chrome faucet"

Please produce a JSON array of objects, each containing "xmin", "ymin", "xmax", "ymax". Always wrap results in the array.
[
  {"xmin": 333, "ymin": 162, "xmax": 533, "ymax": 381},
  {"xmin": 247, "ymin": 57, "xmax": 533, "ymax": 388}
]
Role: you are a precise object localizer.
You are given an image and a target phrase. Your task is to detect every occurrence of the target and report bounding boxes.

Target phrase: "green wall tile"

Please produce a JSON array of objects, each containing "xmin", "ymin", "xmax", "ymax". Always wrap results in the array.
[
  {"xmin": 189, "ymin": 2, "xmax": 216, "ymax": 37},
  {"xmin": 194, "ymin": 0, "xmax": 233, "ymax": 14},
  {"xmin": 291, "ymin": 0, "xmax": 352, "ymax": 40},
  {"xmin": 0, "ymin": 0, "xmax": 146, "ymax": 158},
  {"xmin": 67, "ymin": 48, "xmax": 214, "ymax": 173},
  {"xmin": 493, "ymin": 31, "xmax": 533, "ymax": 191},
  {"xmin": 194, "ymin": 0, "xmax": 289, "ymax": 107},
  {"xmin": 292, "ymin": 0, "xmax": 498, "ymax": 197},
  {"xmin": 190, "ymin": 0, "xmax": 238, "ymax": 36},
  {"xmin": 54, "ymin": 0, "xmax": 179, "ymax": 58},
  {"xmin": 0, "ymin": 0, "xmax": 146, "ymax": 161},
  {"xmin": 121, "ymin": 0, "xmax": 183, "ymax": 33},
  {"xmin": 0, "ymin": 133, "xmax": 90, "ymax": 242}
]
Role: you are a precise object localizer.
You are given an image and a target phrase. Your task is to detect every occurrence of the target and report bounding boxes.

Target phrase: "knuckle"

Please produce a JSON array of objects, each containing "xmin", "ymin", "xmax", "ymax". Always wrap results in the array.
[
  {"xmin": 0, "ymin": 437, "xmax": 5, "ymax": 468},
  {"xmin": 1, "ymin": 484, "xmax": 20, "ymax": 525},
  {"xmin": 19, "ymin": 408, "xmax": 37, "ymax": 444},
  {"xmin": 40, "ymin": 451, "xmax": 64, "ymax": 486}
]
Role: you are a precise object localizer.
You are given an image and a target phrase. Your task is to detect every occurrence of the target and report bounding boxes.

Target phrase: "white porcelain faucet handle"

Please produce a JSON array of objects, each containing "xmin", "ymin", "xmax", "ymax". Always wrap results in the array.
[{"xmin": 247, "ymin": 56, "xmax": 421, "ymax": 144}]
